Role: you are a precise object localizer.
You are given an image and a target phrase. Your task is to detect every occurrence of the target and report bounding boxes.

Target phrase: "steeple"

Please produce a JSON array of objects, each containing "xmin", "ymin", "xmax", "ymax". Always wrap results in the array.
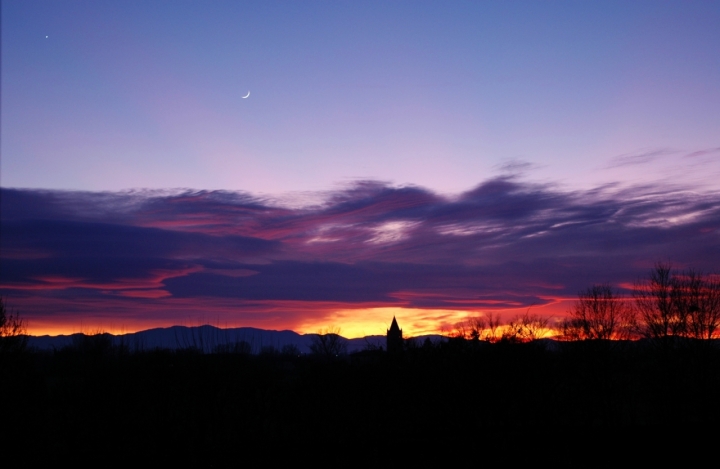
[{"xmin": 386, "ymin": 316, "xmax": 403, "ymax": 353}]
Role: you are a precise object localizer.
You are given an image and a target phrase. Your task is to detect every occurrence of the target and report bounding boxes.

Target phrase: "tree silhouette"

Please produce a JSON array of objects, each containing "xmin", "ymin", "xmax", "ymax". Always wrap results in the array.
[
  {"xmin": 564, "ymin": 284, "xmax": 634, "ymax": 340},
  {"xmin": 281, "ymin": 343, "xmax": 301, "ymax": 357},
  {"xmin": 454, "ymin": 313, "xmax": 502, "ymax": 342},
  {"xmin": 632, "ymin": 263, "xmax": 720, "ymax": 340},
  {"xmin": 633, "ymin": 262, "xmax": 682, "ymax": 339},
  {"xmin": 671, "ymin": 268, "xmax": 720, "ymax": 339},
  {"xmin": 309, "ymin": 327, "xmax": 348, "ymax": 358},
  {"xmin": 502, "ymin": 311, "xmax": 549, "ymax": 342},
  {"xmin": 0, "ymin": 297, "xmax": 27, "ymax": 355}
]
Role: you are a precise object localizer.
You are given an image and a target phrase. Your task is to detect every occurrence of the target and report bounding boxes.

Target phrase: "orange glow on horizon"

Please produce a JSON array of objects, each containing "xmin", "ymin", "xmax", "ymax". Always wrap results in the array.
[
  {"xmin": 19, "ymin": 296, "xmax": 577, "ymax": 339},
  {"xmin": 294, "ymin": 299, "xmax": 575, "ymax": 339}
]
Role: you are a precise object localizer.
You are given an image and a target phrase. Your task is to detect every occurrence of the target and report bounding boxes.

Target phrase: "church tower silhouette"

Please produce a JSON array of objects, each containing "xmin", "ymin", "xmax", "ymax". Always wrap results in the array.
[{"xmin": 387, "ymin": 316, "xmax": 403, "ymax": 353}]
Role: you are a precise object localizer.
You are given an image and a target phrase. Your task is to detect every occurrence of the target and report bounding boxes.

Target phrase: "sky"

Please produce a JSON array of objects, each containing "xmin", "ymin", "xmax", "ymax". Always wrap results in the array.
[{"xmin": 2, "ymin": 1, "xmax": 720, "ymax": 337}]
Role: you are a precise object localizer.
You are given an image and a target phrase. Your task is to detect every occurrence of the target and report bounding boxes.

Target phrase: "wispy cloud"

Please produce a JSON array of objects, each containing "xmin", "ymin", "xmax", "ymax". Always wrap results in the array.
[
  {"xmin": 605, "ymin": 148, "xmax": 677, "ymax": 168},
  {"xmin": 494, "ymin": 159, "xmax": 539, "ymax": 174},
  {"xmin": 685, "ymin": 147, "xmax": 720, "ymax": 158}
]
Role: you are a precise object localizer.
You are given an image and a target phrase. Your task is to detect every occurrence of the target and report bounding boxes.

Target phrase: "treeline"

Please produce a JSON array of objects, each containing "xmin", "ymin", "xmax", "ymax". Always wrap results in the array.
[
  {"xmin": 2, "ymin": 331, "xmax": 720, "ymax": 463},
  {"xmin": 452, "ymin": 262, "xmax": 720, "ymax": 343}
]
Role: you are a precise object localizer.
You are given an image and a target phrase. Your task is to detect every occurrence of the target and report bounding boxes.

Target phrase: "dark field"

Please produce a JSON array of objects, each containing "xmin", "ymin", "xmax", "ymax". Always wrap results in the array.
[{"xmin": 2, "ymin": 337, "xmax": 718, "ymax": 465}]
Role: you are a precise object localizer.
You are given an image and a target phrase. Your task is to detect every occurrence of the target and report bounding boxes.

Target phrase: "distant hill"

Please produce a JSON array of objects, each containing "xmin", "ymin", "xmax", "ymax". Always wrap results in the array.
[{"xmin": 25, "ymin": 325, "xmax": 445, "ymax": 354}]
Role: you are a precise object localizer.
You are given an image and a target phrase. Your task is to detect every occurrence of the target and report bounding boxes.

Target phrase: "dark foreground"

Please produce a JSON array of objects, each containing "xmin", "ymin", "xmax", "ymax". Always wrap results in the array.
[{"xmin": 2, "ymin": 337, "xmax": 719, "ymax": 465}]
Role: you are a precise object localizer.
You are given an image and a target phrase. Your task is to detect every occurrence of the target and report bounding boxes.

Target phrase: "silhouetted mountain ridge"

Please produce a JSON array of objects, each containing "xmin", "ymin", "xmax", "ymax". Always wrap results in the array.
[{"xmin": 25, "ymin": 324, "xmax": 445, "ymax": 353}]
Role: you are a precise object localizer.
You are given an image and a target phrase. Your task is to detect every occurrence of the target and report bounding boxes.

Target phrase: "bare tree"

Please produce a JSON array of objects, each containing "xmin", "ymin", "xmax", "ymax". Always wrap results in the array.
[
  {"xmin": 502, "ymin": 311, "xmax": 550, "ymax": 342},
  {"xmin": 0, "ymin": 297, "xmax": 27, "ymax": 355},
  {"xmin": 472, "ymin": 312, "xmax": 503, "ymax": 342},
  {"xmin": 566, "ymin": 284, "xmax": 633, "ymax": 340},
  {"xmin": 281, "ymin": 344, "xmax": 302, "ymax": 357},
  {"xmin": 672, "ymin": 269, "xmax": 720, "ymax": 340},
  {"xmin": 558, "ymin": 317, "xmax": 584, "ymax": 342},
  {"xmin": 452, "ymin": 320, "xmax": 471, "ymax": 340},
  {"xmin": 453, "ymin": 312, "xmax": 503, "ymax": 342},
  {"xmin": 309, "ymin": 327, "xmax": 348, "ymax": 358},
  {"xmin": 485, "ymin": 313, "xmax": 503, "ymax": 342},
  {"xmin": 633, "ymin": 262, "xmax": 683, "ymax": 339}
]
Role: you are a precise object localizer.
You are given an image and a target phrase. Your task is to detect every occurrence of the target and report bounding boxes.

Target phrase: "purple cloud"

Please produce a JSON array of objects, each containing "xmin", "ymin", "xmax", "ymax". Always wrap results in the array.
[{"xmin": 2, "ymin": 177, "xmax": 719, "ymax": 333}]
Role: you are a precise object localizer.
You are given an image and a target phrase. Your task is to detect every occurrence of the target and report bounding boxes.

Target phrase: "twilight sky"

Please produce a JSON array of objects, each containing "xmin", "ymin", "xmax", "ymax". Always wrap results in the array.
[{"xmin": 2, "ymin": 1, "xmax": 719, "ymax": 337}]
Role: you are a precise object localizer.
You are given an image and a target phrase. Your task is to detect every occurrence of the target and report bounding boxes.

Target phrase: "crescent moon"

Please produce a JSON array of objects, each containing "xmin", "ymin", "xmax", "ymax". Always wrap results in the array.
[{"xmin": 241, "ymin": 91, "xmax": 250, "ymax": 99}]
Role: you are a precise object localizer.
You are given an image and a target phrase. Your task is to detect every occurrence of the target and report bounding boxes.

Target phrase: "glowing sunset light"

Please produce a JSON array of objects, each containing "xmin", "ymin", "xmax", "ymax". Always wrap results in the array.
[
  {"xmin": 297, "ymin": 307, "xmax": 473, "ymax": 339},
  {"xmin": 2, "ymin": 1, "xmax": 719, "ymax": 338},
  {"xmin": 7, "ymin": 5, "xmax": 720, "ymax": 460}
]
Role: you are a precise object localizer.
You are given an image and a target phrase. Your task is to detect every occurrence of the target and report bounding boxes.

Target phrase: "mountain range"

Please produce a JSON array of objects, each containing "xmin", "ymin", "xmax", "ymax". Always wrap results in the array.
[{"xmin": 25, "ymin": 325, "xmax": 445, "ymax": 354}]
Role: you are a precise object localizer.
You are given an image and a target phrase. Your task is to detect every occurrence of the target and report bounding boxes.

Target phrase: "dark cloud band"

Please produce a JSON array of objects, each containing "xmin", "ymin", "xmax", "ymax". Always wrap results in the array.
[{"xmin": 2, "ymin": 178, "xmax": 719, "ymax": 329}]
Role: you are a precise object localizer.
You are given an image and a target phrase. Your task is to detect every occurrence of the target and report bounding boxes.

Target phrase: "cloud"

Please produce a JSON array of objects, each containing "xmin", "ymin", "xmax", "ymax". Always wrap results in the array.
[
  {"xmin": 605, "ymin": 148, "xmax": 676, "ymax": 168},
  {"xmin": 685, "ymin": 147, "xmax": 720, "ymax": 158},
  {"xmin": 2, "ymin": 177, "xmax": 720, "ymax": 334},
  {"xmin": 494, "ymin": 159, "xmax": 539, "ymax": 174}
]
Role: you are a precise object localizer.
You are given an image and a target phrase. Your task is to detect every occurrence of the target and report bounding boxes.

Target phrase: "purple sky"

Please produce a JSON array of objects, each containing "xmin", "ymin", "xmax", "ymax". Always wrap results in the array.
[{"xmin": 1, "ymin": 1, "xmax": 719, "ymax": 336}]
